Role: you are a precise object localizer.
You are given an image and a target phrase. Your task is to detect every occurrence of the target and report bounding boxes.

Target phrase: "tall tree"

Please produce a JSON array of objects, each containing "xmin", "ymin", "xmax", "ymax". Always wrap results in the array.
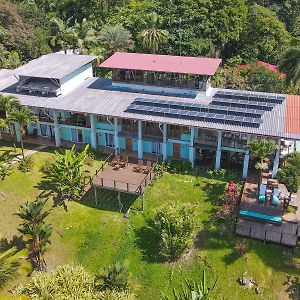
[
  {"xmin": 49, "ymin": 17, "xmax": 77, "ymax": 54},
  {"xmin": 235, "ymin": 4, "xmax": 290, "ymax": 63},
  {"xmin": 99, "ymin": 24, "xmax": 134, "ymax": 54},
  {"xmin": 279, "ymin": 47, "xmax": 300, "ymax": 86},
  {"xmin": 248, "ymin": 139, "xmax": 277, "ymax": 180},
  {"xmin": 277, "ymin": 164, "xmax": 299, "ymax": 207},
  {"xmin": 8, "ymin": 106, "xmax": 38, "ymax": 159},
  {"xmin": 73, "ymin": 18, "xmax": 97, "ymax": 54},
  {"xmin": 139, "ymin": 12, "xmax": 169, "ymax": 53}
]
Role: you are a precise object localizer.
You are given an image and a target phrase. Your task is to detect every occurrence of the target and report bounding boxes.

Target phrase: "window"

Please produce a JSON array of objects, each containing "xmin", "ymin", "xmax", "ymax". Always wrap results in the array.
[
  {"xmin": 151, "ymin": 142, "xmax": 162, "ymax": 155},
  {"xmin": 105, "ymin": 133, "xmax": 115, "ymax": 148}
]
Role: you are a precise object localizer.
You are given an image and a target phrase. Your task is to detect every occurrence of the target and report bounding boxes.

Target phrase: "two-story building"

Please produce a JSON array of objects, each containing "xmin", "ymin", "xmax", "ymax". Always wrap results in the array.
[{"xmin": 1, "ymin": 51, "xmax": 300, "ymax": 179}]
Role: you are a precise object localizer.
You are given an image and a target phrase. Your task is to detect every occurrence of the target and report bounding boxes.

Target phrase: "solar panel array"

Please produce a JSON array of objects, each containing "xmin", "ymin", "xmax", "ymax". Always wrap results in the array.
[{"xmin": 125, "ymin": 91, "xmax": 286, "ymax": 128}]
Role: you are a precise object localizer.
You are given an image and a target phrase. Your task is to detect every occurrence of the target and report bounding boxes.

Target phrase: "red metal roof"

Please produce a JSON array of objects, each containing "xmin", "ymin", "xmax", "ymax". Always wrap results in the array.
[
  {"xmin": 100, "ymin": 52, "xmax": 222, "ymax": 76},
  {"xmin": 237, "ymin": 61, "xmax": 286, "ymax": 78},
  {"xmin": 285, "ymin": 95, "xmax": 300, "ymax": 134}
]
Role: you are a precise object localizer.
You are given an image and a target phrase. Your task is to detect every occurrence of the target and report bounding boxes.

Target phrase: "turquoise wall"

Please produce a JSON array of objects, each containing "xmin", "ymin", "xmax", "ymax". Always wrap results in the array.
[
  {"xmin": 83, "ymin": 129, "xmax": 91, "ymax": 144},
  {"xmin": 167, "ymin": 142, "xmax": 173, "ymax": 157},
  {"xmin": 132, "ymin": 139, "xmax": 138, "ymax": 151},
  {"xmin": 181, "ymin": 133, "xmax": 191, "ymax": 142},
  {"xmin": 119, "ymin": 137, "xmax": 126, "ymax": 150},
  {"xmin": 61, "ymin": 127, "xmax": 72, "ymax": 141}
]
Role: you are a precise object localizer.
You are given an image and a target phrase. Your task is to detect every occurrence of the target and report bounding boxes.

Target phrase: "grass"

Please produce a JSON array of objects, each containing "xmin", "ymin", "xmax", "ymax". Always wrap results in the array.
[{"xmin": 0, "ymin": 143, "xmax": 299, "ymax": 299}]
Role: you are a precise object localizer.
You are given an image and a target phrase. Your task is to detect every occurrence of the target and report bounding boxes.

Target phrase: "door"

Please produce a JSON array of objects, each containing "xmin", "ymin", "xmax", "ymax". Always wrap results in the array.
[
  {"xmin": 71, "ymin": 128, "xmax": 78, "ymax": 142},
  {"xmin": 151, "ymin": 142, "xmax": 162, "ymax": 155},
  {"xmin": 126, "ymin": 138, "xmax": 132, "ymax": 151},
  {"xmin": 173, "ymin": 143, "xmax": 180, "ymax": 159},
  {"xmin": 105, "ymin": 133, "xmax": 115, "ymax": 147}
]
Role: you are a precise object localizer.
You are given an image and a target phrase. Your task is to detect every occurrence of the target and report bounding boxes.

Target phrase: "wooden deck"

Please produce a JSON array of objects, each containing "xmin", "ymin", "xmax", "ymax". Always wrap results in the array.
[
  {"xmin": 236, "ymin": 170, "xmax": 299, "ymax": 247},
  {"xmin": 240, "ymin": 171, "xmax": 284, "ymax": 217},
  {"xmin": 92, "ymin": 163, "xmax": 154, "ymax": 195},
  {"xmin": 235, "ymin": 219, "xmax": 299, "ymax": 247}
]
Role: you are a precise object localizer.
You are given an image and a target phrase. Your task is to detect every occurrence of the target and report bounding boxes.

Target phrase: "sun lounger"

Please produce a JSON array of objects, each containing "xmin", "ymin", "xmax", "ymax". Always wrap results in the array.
[
  {"xmin": 239, "ymin": 210, "xmax": 282, "ymax": 223},
  {"xmin": 258, "ymin": 184, "xmax": 267, "ymax": 202},
  {"xmin": 271, "ymin": 188, "xmax": 280, "ymax": 206}
]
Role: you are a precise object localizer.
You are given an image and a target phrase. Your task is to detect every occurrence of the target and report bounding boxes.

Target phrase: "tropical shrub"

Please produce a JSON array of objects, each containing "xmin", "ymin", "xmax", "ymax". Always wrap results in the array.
[
  {"xmin": 18, "ymin": 156, "xmax": 34, "ymax": 172},
  {"xmin": 13, "ymin": 264, "xmax": 98, "ymax": 299},
  {"xmin": 152, "ymin": 203, "xmax": 196, "ymax": 261},
  {"xmin": 163, "ymin": 270, "xmax": 217, "ymax": 300},
  {"xmin": 96, "ymin": 261, "xmax": 129, "ymax": 291},
  {"xmin": 49, "ymin": 145, "xmax": 89, "ymax": 202},
  {"xmin": 14, "ymin": 263, "xmax": 135, "ymax": 300},
  {"xmin": 98, "ymin": 289, "xmax": 136, "ymax": 300},
  {"xmin": 206, "ymin": 169, "xmax": 240, "ymax": 182},
  {"xmin": 0, "ymin": 161, "xmax": 13, "ymax": 180}
]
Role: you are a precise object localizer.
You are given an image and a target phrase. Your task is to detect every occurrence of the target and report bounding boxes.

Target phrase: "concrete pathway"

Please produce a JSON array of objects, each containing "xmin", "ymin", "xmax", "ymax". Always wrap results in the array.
[{"xmin": 10, "ymin": 145, "xmax": 47, "ymax": 165}]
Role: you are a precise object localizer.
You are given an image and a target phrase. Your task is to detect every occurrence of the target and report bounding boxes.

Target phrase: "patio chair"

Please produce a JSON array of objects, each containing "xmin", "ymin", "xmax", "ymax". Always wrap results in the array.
[
  {"xmin": 271, "ymin": 188, "xmax": 280, "ymax": 206},
  {"xmin": 258, "ymin": 184, "xmax": 267, "ymax": 202},
  {"xmin": 110, "ymin": 155, "xmax": 120, "ymax": 167},
  {"xmin": 120, "ymin": 156, "xmax": 129, "ymax": 168},
  {"xmin": 143, "ymin": 161, "xmax": 152, "ymax": 174},
  {"xmin": 133, "ymin": 160, "xmax": 144, "ymax": 172}
]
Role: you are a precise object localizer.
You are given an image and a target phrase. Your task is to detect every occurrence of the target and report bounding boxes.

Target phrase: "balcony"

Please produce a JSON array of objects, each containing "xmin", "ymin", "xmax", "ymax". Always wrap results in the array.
[
  {"xmin": 38, "ymin": 115, "xmax": 54, "ymax": 123},
  {"xmin": 222, "ymin": 138, "xmax": 248, "ymax": 150},
  {"xmin": 59, "ymin": 114, "xmax": 90, "ymax": 128}
]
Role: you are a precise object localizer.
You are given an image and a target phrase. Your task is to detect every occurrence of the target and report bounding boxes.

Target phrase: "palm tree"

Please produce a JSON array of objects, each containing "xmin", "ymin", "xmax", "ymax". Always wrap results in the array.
[
  {"xmin": 16, "ymin": 198, "xmax": 52, "ymax": 271},
  {"xmin": 49, "ymin": 17, "xmax": 77, "ymax": 54},
  {"xmin": 73, "ymin": 18, "xmax": 97, "ymax": 54},
  {"xmin": 9, "ymin": 107, "xmax": 38, "ymax": 159},
  {"xmin": 279, "ymin": 47, "xmax": 300, "ymax": 86},
  {"xmin": 0, "ymin": 94, "xmax": 20, "ymax": 151},
  {"xmin": 16, "ymin": 197, "xmax": 50, "ymax": 226},
  {"xmin": 99, "ymin": 24, "xmax": 134, "ymax": 55},
  {"xmin": 248, "ymin": 139, "xmax": 277, "ymax": 181},
  {"xmin": 139, "ymin": 13, "xmax": 169, "ymax": 53},
  {"xmin": 0, "ymin": 246, "xmax": 31, "ymax": 290}
]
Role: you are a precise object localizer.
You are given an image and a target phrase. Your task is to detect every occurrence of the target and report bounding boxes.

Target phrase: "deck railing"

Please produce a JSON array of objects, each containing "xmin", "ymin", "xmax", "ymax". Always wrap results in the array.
[
  {"xmin": 135, "ymin": 162, "xmax": 157, "ymax": 195},
  {"xmin": 88, "ymin": 148, "xmax": 119, "ymax": 187}
]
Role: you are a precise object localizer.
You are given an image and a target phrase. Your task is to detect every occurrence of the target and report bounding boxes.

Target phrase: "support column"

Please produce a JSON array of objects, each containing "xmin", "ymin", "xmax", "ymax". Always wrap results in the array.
[
  {"xmin": 90, "ymin": 114, "xmax": 97, "ymax": 149},
  {"xmin": 162, "ymin": 123, "xmax": 167, "ymax": 161},
  {"xmin": 138, "ymin": 120, "xmax": 143, "ymax": 159},
  {"xmin": 53, "ymin": 110, "xmax": 61, "ymax": 147},
  {"xmin": 272, "ymin": 138, "xmax": 281, "ymax": 178},
  {"xmin": 15, "ymin": 122, "xmax": 21, "ymax": 143},
  {"xmin": 189, "ymin": 127, "xmax": 195, "ymax": 168},
  {"xmin": 114, "ymin": 117, "xmax": 119, "ymax": 154},
  {"xmin": 215, "ymin": 130, "xmax": 222, "ymax": 170},
  {"xmin": 242, "ymin": 135, "xmax": 251, "ymax": 179}
]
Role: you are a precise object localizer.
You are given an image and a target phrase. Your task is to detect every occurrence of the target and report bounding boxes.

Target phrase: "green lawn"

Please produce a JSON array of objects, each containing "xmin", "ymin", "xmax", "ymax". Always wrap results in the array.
[{"xmin": 0, "ymin": 144, "xmax": 299, "ymax": 299}]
